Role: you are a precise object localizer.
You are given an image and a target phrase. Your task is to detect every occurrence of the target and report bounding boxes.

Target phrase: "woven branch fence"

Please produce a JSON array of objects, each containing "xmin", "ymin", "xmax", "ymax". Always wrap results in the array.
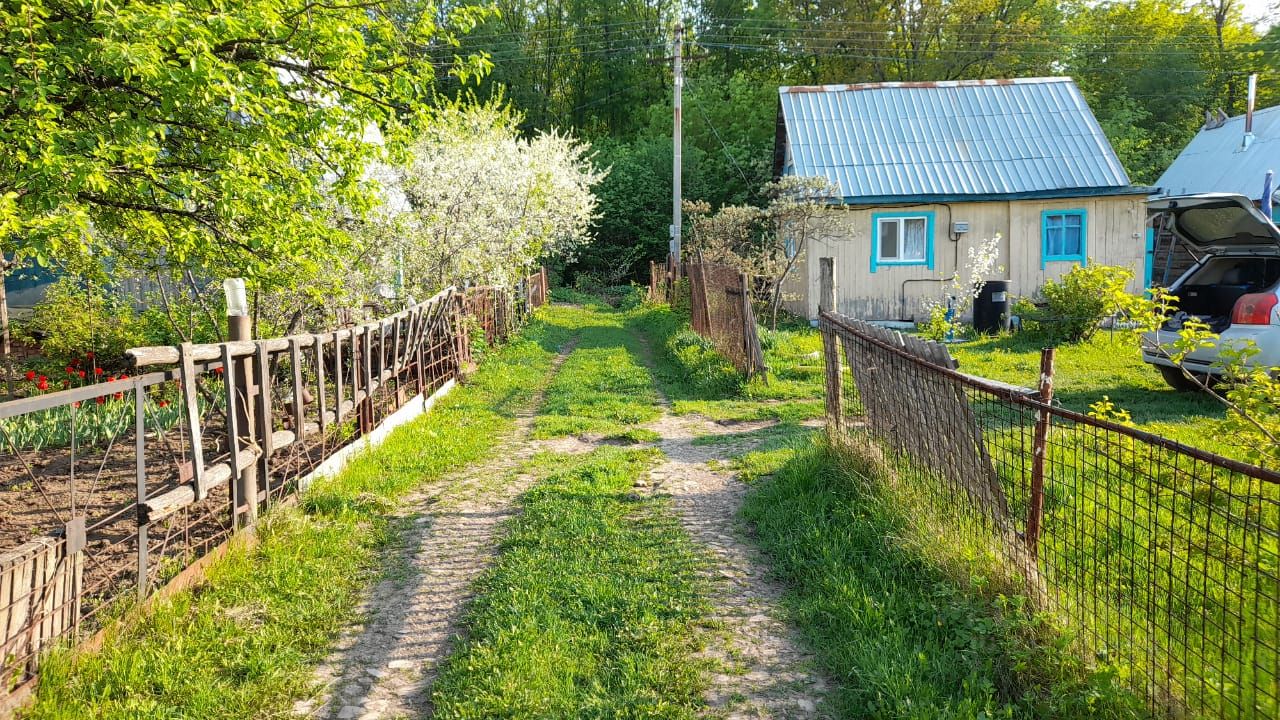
[
  {"xmin": 0, "ymin": 283, "xmax": 539, "ymax": 713},
  {"xmin": 820, "ymin": 307, "xmax": 1278, "ymax": 719},
  {"xmin": 649, "ymin": 257, "xmax": 765, "ymax": 379}
]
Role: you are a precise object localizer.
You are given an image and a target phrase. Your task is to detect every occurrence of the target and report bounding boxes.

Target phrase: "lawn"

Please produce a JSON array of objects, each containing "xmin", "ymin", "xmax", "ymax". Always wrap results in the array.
[{"xmin": 948, "ymin": 331, "xmax": 1233, "ymax": 459}]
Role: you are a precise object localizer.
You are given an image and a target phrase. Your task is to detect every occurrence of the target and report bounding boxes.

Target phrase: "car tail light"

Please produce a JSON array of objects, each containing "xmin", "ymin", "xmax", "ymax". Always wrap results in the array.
[{"xmin": 1231, "ymin": 292, "xmax": 1280, "ymax": 325}]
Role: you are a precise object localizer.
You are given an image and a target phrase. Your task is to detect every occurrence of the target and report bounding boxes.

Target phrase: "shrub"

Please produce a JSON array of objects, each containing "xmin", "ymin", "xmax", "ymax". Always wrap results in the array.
[
  {"xmin": 17, "ymin": 278, "xmax": 147, "ymax": 370},
  {"xmin": 1033, "ymin": 264, "xmax": 1133, "ymax": 344}
]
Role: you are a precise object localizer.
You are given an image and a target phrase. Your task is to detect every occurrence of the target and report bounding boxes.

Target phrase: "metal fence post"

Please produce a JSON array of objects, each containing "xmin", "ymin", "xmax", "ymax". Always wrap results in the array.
[
  {"xmin": 819, "ymin": 257, "xmax": 843, "ymax": 432},
  {"xmin": 1026, "ymin": 347, "xmax": 1056, "ymax": 557}
]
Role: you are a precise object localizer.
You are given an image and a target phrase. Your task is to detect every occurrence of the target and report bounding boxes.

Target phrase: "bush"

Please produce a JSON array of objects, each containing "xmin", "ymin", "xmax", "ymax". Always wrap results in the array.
[
  {"xmin": 17, "ymin": 278, "xmax": 147, "ymax": 370},
  {"xmin": 1031, "ymin": 264, "xmax": 1133, "ymax": 344}
]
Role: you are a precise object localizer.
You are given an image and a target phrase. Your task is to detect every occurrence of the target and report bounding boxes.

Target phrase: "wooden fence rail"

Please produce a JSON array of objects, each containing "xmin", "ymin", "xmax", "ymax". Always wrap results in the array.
[{"xmin": 0, "ymin": 280, "xmax": 540, "ymax": 714}]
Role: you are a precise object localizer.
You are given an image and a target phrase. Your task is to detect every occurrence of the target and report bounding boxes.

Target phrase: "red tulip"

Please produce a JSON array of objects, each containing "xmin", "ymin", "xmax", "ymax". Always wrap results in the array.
[
  {"xmin": 113, "ymin": 392, "xmax": 123, "ymax": 401},
  {"xmin": 214, "ymin": 367, "xmax": 224, "ymax": 375},
  {"xmin": 157, "ymin": 400, "xmax": 169, "ymax": 408},
  {"xmin": 72, "ymin": 401, "xmax": 81, "ymax": 408},
  {"xmin": 94, "ymin": 397, "xmax": 105, "ymax": 405},
  {"xmin": 36, "ymin": 380, "xmax": 48, "ymax": 391},
  {"xmin": 77, "ymin": 370, "xmax": 86, "ymax": 379},
  {"xmin": 64, "ymin": 366, "xmax": 74, "ymax": 374},
  {"xmin": 94, "ymin": 367, "xmax": 104, "ymax": 376},
  {"xmin": 106, "ymin": 376, "xmax": 114, "ymax": 383},
  {"xmin": 117, "ymin": 374, "xmax": 128, "ymax": 381},
  {"xmin": 24, "ymin": 370, "xmax": 35, "ymax": 381},
  {"xmin": 85, "ymin": 351, "xmax": 94, "ymax": 359},
  {"xmin": 38, "ymin": 375, "xmax": 46, "ymax": 383}
]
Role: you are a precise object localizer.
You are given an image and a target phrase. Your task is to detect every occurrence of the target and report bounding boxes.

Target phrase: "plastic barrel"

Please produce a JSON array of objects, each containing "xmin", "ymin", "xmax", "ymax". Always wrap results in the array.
[{"xmin": 973, "ymin": 280, "xmax": 1011, "ymax": 334}]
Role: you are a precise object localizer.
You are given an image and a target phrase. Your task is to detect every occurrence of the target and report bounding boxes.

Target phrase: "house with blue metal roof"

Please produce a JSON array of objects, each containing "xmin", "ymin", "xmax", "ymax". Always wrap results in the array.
[{"xmin": 773, "ymin": 77, "xmax": 1150, "ymax": 321}]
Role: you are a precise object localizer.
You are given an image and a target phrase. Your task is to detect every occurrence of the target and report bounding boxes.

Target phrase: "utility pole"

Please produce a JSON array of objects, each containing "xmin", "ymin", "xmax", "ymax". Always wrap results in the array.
[{"xmin": 671, "ymin": 21, "xmax": 683, "ymax": 273}]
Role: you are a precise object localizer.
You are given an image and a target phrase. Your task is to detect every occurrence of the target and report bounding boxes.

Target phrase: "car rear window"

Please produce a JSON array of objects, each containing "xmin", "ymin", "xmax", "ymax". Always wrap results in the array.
[{"xmin": 1178, "ymin": 205, "xmax": 1267, "ymax": 243}]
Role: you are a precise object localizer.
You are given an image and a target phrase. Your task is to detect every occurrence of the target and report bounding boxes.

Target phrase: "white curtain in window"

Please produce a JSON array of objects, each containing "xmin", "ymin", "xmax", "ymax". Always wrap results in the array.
[{"xmin": 903, "ymin": 218, "xmax": 927, "ymax": 261}]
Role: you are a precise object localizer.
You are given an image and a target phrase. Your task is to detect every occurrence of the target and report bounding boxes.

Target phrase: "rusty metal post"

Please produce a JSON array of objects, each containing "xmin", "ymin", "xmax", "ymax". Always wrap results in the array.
[
  {"xmin": 1026, "ymin": 347, "xmax": 1056, "ymax": 557},
  {"xmin": 225, "ymin": 279, "xmax": 258, "ymax": 529},
  {"xmin": 819, "ymin": 258, "xmax": 843, "ymax": 432}
]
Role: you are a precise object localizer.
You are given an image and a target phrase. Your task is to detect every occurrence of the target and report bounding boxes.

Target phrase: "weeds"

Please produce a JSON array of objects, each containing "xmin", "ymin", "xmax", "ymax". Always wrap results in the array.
[{"xmin": 739, "ymin": 436, "xmax": 1147, "ymax": 719}]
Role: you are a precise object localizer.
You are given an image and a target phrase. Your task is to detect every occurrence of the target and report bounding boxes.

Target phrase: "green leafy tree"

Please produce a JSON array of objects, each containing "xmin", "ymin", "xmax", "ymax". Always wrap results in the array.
[{"xmin": 0, "ymin": 0, "xmax": 491, "ymax": 295}]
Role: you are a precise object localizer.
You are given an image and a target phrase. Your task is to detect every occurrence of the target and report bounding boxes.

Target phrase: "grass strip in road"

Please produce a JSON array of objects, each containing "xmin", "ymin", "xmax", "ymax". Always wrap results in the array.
[
  {"xmin": 26, "ymin": 316, "xmax": 573, "ymax": 720},
  {"xmin": 430, "ymin": 447, "xmax": 710, "ymax": 719},
  {"xmin": 739, "ymin": 437, "xmax": 1147, "ymax": 719},
  {"xmin": 533, "ymin": 305, "xmax": 662, "ymax": 442}
]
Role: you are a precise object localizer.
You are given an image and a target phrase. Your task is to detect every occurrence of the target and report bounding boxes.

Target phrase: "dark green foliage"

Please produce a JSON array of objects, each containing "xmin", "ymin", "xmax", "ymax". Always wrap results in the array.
[{"xmin": 16, "ymin": 278, "xmax": 147, "ymax": 370}]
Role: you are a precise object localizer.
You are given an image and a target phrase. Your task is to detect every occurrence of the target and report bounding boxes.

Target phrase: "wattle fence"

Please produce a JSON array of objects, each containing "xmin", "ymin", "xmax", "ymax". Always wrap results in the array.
[
  {"xmin": 819, "ymin": 302, "xmax": 1278, "ymax": 719},
  {"xmin": 649, "ymin": 257, "xmax": 766, "ymax": 379},
  {"xmin": 0, "ymin": 278, "xmax": 545, "ymax": 713}
]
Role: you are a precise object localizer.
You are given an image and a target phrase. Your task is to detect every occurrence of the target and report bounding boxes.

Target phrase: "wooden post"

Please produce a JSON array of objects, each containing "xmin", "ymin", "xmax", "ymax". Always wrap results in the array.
[
  {"xmin": 819, "ymin": 258, "xmax": 843, "ymax": 431},
  {"xmin": 1026, "ymin": 347, "xmax": 1056, "ymax": 557},
  {"xmin": 227, "ymin": 315, "xmax": 257, "ymax": 528},
  {"xmin": 134, "ymin": 378, "xmax": 148, "ymax": 599}
]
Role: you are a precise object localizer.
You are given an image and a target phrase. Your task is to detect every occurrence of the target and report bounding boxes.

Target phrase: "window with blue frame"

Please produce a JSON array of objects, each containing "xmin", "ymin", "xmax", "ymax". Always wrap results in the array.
[
  {"xmin": 871, "ymin": 211, "xmax": 934, "ymax": 272},
  {"xmin": 1041, "ymin": 209, "xmax": 1087, "ymax": 267}
]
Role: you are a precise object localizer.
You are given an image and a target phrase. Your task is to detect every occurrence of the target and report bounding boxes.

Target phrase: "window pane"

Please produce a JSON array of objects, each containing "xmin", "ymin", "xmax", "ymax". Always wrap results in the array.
[
  {"xmin": 1063, "ymin": 223, "xmax": 1082, "ymax": 255},
  {"xmin": 879, "ymin": 219, "xmax": 899, "ymax": 260},
  {"xmin": 903, "ymin": 218, "xmax": 927, "ymax": 260}
]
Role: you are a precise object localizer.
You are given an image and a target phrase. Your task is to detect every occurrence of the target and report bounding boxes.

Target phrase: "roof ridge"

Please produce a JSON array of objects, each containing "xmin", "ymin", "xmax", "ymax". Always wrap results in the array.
[{"xmin": 779, "ymin": 77, "xmax": 1074, "ymax": 94}]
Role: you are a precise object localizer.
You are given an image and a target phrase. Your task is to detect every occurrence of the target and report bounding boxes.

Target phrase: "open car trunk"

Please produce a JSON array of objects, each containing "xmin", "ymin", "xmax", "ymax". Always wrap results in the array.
[{"xmin": 1166, "ymin": 256, "xmax": 1280, "ymax": 332}]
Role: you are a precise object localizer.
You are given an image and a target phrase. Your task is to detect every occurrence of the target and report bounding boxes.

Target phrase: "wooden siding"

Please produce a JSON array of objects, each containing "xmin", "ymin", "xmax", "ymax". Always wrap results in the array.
[{"xmin": 783, "ymin": 195, "xmax": 1148, "ymax": 321}]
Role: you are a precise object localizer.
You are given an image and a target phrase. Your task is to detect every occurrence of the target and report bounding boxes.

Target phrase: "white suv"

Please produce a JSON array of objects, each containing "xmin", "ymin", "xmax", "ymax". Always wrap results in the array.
[{"xmin": 1143, "ymin": 194, "xmax": 1280, "ymax": 390}]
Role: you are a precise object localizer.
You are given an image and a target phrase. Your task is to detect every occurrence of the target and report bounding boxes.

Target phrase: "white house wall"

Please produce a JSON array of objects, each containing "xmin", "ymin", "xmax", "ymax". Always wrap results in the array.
[{"xmin": 784, "ymin": 195, "xmax": 1147, "ymax": 321}]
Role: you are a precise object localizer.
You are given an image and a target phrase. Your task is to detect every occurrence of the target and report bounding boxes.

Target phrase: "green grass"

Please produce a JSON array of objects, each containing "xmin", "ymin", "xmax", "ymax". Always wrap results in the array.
[
  {"xmin": 429, "ymin": 448, "xmax": 710, "ymax": 719},
  {"xmin": 533, "ymin": 306, "xmax": 662, "ymax": 441},
  {"xmin": 739, "ymin": 436, "xmax": 1148, "ymax": 719},
  {"xmin": 25, "ymin": 313, "xmax": 575, "ymax": 719},
  {"xmin": 949, "ymin": 332, "xmax": 1231, "ymax": 458},
  {"xmin": 631, "ymin": 304, "xmax": 826, "ymax": 423}
]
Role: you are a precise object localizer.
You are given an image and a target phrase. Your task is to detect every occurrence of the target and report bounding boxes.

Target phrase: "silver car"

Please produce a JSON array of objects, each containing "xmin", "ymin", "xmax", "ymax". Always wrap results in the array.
[{"xmin": 1143, "ymin": 194, "xmax": 1280, "ymax": 390}]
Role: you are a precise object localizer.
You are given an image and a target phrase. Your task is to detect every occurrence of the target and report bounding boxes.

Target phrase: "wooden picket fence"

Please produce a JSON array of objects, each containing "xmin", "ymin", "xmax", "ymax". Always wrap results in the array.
[{"xmin": 0, "ymin": 281, "xmax": 541, "ymax": 714}]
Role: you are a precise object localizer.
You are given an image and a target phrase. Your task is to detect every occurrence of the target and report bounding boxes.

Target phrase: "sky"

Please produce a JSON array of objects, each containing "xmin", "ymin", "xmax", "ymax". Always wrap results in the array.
[{"xmin": 1241, "ymin": 0, "xmax": 1277, "ymax": 28}]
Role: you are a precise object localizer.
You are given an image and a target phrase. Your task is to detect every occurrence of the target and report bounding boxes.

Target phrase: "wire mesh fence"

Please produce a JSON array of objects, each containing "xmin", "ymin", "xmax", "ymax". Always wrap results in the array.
[
  {"xmin": 820, "ymin": 310, "xmax": 1278, "ymax": 720},
  {"xmin": 684, "ymin": 260, "xmax": 766, "ymax": 379},
  {"xmin": 0, "ymin": 284, "xmax": 538, "ymax": 708}
]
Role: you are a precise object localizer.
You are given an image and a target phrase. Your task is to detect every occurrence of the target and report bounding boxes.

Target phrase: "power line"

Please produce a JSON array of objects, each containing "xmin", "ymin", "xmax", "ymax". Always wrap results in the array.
[{"xmin": 684, "ymin": 76, "xmax": 752, "ymax": 188}]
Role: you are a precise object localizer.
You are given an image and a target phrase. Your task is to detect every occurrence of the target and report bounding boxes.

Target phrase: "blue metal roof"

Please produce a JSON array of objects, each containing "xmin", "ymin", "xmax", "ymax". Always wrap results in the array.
[
  {"xmin": 1153, "ymin": 105, "xmax": 1280, "ymax": 199},
  {"xmin": 777, "ymin": 77, "xmax": 1137, "ymax": 203}
]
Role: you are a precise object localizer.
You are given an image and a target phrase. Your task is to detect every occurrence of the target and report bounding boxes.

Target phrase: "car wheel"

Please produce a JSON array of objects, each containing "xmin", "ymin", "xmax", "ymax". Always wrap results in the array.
[{"xmin": 1158, "ymin": 365, "xmax": 1204, "ymax": 392}]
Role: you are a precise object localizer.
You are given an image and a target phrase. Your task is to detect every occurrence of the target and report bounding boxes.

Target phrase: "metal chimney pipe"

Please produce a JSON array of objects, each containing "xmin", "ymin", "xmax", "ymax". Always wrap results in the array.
[{"xmin": 1246, "ymin": 73, "xmax": 1257, "ymax": 135}]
